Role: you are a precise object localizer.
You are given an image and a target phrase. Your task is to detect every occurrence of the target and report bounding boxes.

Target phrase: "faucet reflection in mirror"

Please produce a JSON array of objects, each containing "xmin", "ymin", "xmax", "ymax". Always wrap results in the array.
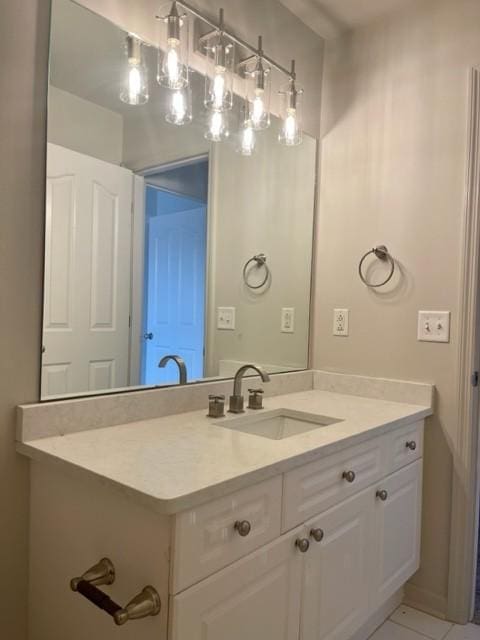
[{"xmin": 118, "ymin": 1, "xmax": 304, "ymax": 149}]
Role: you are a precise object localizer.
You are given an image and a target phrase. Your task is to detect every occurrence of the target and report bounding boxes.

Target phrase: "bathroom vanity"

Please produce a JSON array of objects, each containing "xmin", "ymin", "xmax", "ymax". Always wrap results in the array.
[{"xmin": 17, "ymin": 372, "xmax": 432, "ymax": 640}]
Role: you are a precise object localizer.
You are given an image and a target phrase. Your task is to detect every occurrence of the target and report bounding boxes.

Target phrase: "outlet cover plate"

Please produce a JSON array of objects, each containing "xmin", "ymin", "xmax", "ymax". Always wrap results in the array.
[
  {"xmin": 417, "ymin": 311, "xmax": 450, "ymax": 343},
  {"xmin": 333, "ymin": 308, "xmax": 349, "ymax": 336},
  {"xmin": 281, "ymin": 308, "xmax": 295, "ymax": 333},
  {"xmin": 217, "ymin": 307, "xmax": 236, "ymax": 330}
]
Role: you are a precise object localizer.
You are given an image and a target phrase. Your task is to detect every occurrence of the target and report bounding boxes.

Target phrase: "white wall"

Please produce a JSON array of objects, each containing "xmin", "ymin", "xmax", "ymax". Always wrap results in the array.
[
  {"xmin": 0, "ymin": 2, "xmax": 50, "ymax": 638},
  {"xmin": 206, "ymin": 125, "xmax": 317, "ymax": 376},
  {"xmin": 314, "ymin": 0, "xmax": 480, "ymax": 616},
  {"xmin": 48, "ymin": 86, "xmax": 124, "ymax": 164}
]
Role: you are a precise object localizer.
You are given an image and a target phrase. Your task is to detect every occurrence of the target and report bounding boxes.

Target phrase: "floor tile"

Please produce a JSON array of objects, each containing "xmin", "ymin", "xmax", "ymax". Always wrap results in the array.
[
  {"xmin": 444, "ymin": 625, "xmax": 480, "ymax": 640},
  {"xmin": 370, "ymin": 621, "xmax": 432, "ymax": 640},
  {"xmin": 390, "ymin": 605, "xmax": 453, "ymax": 639}
]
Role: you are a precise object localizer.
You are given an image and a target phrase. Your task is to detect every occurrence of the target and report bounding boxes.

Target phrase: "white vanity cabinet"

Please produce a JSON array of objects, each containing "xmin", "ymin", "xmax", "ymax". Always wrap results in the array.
[
  {"xmin": 169, "ymin": 421, "xmax": 423, "ymax": 640},
  {"xmin": 26, "ymin": 420, "xmax": 424, "ymax": 640}
]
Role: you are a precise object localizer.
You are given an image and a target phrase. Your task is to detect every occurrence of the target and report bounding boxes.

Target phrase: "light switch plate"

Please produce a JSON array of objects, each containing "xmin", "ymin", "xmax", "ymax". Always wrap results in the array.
[
  {"xmin": 281, "ymin": 308, "xmax": 295, "ymax": 333},
  {"xmin": 217, "ymin": 307, "xmax": 236, "ymax": 330},
  {"xmin": 333, "ymin": 309, "xmax": 349, "ymax": 336},
  {"xmin": 417, "ymin": 311, "xmax": 450, "ymax": 343}
]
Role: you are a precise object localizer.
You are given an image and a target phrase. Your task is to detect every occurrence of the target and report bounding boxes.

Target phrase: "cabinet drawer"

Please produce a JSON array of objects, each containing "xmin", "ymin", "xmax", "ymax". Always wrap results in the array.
[
  {"xmin": 171, "ymin": 476, "xmax": 282, "ymax": 593},
  {"xmin": 282, "ymin": 437, "xmax": 385, "ymax": 531},
  {"xmin": 386, "ymin": 421, "xmax": 424, "ymax": 474}
]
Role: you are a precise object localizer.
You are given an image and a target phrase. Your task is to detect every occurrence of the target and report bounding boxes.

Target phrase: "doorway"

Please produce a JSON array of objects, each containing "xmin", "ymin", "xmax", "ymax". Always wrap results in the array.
[{"xmin": 141, "ymin": 158, "xmax": 209, "ymax": 386}]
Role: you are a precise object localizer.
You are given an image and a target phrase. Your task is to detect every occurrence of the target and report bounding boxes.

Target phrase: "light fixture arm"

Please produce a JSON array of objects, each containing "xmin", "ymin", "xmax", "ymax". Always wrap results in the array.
[{"xmin": 177, "ymin": 0, "xmax": 294, "ymax": 80}]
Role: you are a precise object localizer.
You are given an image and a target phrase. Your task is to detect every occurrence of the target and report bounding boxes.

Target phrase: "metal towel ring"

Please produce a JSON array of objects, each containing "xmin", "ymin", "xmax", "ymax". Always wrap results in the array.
[
  {"xmin": 358, "ymin": 245, "xmax": 395, "ymax": 288},
  {"xmin": 243, "ymin": 253, "xmax": 270, "ymax": 289}
]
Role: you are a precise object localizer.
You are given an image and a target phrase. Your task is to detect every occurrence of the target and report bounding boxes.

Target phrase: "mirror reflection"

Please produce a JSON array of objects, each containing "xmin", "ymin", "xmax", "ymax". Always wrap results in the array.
[{"xmin": 41, "ymin": 0, "xmax": 317, "ymax": 399}]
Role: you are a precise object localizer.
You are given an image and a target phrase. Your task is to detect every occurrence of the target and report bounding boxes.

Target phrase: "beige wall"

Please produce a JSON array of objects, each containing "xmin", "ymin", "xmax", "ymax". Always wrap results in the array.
[
  {"xmin": 48, "ymin": 86, "xmax": 124, "ymax": 164},
  {"xmin": 314, "ymin": 0, "xmax": 480, "ymax": 616},
  {"xmin": 0, "ymin": 2, "xmax": 50, "ymax": 638}
]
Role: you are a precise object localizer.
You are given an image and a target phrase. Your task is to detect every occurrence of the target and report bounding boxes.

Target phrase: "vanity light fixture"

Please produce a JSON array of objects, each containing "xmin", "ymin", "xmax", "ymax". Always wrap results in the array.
[
  {"xmin": 202, "ymin": 9, "xmax": 234, "ymax": 113},
  {"xmin": 157, "ymin": 1, "xmax": 189, "ymax": 90},
  {"xmin": 119, "ymin": 35, "xmax": 149, "ymax": 106},
  {"xmin": 241, "ymin": 37, "xmax": 271, "ymax": 131},
  {"xmin": 165, "ymin": 86, "xmax": 192, "ymax": 125},
  {"xmin": 278, "ymin": 60, "xmax": 303, "ymax": 147}
]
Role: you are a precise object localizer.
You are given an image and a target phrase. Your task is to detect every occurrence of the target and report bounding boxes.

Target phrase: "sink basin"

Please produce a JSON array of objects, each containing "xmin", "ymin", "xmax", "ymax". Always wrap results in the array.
[{"xmin": 216, "ymin": 408, "xmax": 343, "ymax": 440}]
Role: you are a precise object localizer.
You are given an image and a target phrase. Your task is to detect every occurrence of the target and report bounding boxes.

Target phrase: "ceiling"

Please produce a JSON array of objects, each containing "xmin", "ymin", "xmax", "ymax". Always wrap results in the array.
[{"xmin": 278, "ymin": 0, "xmax": 412, "ymax": 39}]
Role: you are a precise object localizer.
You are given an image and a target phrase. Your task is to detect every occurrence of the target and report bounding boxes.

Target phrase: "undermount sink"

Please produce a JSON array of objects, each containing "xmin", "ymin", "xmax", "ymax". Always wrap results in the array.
[{"xmin": 216, "ymin": 408, "xmax": 343, "ymax": 440}]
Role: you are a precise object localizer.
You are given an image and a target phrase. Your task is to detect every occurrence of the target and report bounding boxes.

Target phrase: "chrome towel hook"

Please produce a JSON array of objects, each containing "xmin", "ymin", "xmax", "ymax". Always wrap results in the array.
[
  {"xmin": 242, "ymin": 253, "xmax": 271, "ymax": 289},
  {"xmin": 358, "ymin": 245, "xmax": 395, "ymax": 288}
]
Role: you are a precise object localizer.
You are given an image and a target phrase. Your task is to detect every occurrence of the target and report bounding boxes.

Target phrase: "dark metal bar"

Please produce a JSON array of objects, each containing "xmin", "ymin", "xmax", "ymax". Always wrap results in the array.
[{"xmin": 76, "ymin": 580, "xmax": 123, "ymax": 617}]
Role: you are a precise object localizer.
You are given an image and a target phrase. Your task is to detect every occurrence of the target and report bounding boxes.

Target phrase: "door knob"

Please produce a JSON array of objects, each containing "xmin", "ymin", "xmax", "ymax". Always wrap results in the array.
[
  {"xmin": 310, "ymin": 528, "xmax": 324, "ymax": 542},
  {"xmin": 406, "ymin": 441, "xmax": 417, "ymax": 451},
  {"xmin": 376, "ymin": 489, "xmax": 388, "ymax": 502},
  {"xmin": 234, "ymin": 520, "xmax": 252, "ymax": 537},
  {"xmin": 144, "ymin": 332, "xmax": 154, "ymax": 341},
  {"xmin": 342, "ymin": 470, "xmax": 356, "ymax": 483},
  {"xmin": 295, "ymin": 538, "xmax": 310, "ymax": 553}
]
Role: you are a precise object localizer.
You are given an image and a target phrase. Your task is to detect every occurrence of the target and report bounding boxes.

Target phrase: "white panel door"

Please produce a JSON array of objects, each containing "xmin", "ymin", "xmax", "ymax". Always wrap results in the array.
[
  {"xmin": 372, "ymin": 460, "xmax": 423, "ymax": 607},
  {"xmin": 170, "ymin": 527, "xmax": 304, "ymax": 640},
  {"xmin": 42, "ymin": 143, "xmax": 132, "ymax": 397},
  {"xmin": 301, "ymin": 488, "xmax": 374, "ymax": 640}
]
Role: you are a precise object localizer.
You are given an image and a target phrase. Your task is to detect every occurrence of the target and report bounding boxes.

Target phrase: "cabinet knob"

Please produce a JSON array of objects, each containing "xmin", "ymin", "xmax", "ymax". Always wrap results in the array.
[
  {"xmin": 376, "ymin": 489, "xmax": 388, "ymax": 502},
  {"xmin": 310, "ymin": 528, "xmax": 324, "ymax": 543},
  {"xmin": 406, "ymin": 441, "xmax": 417, "ymax": 451},
  {"xmin": 342, "ymin": 470, "xmax": 356, "ymax": 483},
  {"xmin": 295, "ymin": 538, "xmax": 310, "ymax": 553},
  {"xmin": 234, "ymin": 520, "xmax": 252, "ymax": 537}
]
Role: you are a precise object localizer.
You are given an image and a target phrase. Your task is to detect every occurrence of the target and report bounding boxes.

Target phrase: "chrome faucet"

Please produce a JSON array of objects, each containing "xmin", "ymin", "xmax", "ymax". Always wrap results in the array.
[
  {"xmin": 229, "ymin": 364, "xmax": 270, "ymax": 413},
  {"xmin": 158, "ymin": 355, "xmax": 188, "ymax": 385}
]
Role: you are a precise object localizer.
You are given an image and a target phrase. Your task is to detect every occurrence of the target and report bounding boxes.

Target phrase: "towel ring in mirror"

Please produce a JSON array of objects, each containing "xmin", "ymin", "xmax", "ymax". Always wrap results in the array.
[
  {"xmin": 358, "ymin": 245, "xmax": 395, "ymax": 288},
  {"xmin": 243, "ymin": 254, "xmax": 270, "ymax": 289}
]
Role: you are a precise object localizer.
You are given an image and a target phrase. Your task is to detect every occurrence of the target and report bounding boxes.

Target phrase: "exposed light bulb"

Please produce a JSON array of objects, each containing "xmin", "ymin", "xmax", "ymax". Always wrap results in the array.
[
  {"xmin": 240, "ymin": 120, "xmax": 256, "ymax": 156},
  {"xmin": 283, "ymin": 108, "xmax": 298, "ymax": 145},
  {"xmin": 128, "ymin": 65, "xmax": 141, "ymax": 104},
  {"xmin": 213, "ymin": 68, "xmax": 226, "ymax": 109},
  {"xmin": 210, "ymin": 111, "xmax": 223, "ymax": 139},
  {"xmin": 166, "ymin": 89, "xmax": 191, "ymax": 125},
  {"xmin": 251, "ymin": 93, "xmax": 265, "ymax": 127},
  {"xmin": 205, "ymin": 111, "xmax": 228, "ymax": 142},
  {"xmin": 165, "ymin": 40, "xmax": 181, "ymax": 86},
  {"xmin": 120, "ymin": 36, "xmax": 148, "ymax": 106},
  {"xmin": 158, "ymin": 2, "xmax": 188, "ymax": 89}
]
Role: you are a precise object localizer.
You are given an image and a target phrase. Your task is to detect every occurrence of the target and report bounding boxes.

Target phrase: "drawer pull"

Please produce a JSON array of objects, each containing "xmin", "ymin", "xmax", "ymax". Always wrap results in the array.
[
  {"xmin": 295, "ymin": 538, "xmax": 310, "ymax": 553},
  {"xmin": 310, "ymin": 528, "xmax": 324, "ymax": 543},
  {"xmin": 234, "ymin": 520, "xmax": 252, "ymax": 537},
  {"xmin": 342, "ymin": 470, "xmax": 356, "ymax": 483},
  {"xmin": 406, "ymin": 441, "xmax": 417, "ymax": 451},
  {"xmin": 376, "ymin": 490, "xmax": 388, "ymax": 502}
]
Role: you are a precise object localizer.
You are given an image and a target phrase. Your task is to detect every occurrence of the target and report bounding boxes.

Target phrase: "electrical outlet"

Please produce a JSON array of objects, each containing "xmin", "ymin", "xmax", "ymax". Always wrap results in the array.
[
  {"xmin": 217, "ymin": 307, "xmax": 236, "ymax": 330},
  {"xmin": 281, "ymin": 308, "xmax": 295, "ymax": 333},
  {"xmin": 333, "ymin": 308, "xmax": 349, "ymax": 336},
  {"xmin": 417, "ymin": 311, "xmax": 450, "ymax": 343}
]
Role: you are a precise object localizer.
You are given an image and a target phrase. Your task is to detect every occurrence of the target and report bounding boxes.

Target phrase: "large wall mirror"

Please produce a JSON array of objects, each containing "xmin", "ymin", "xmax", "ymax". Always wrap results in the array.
[{"xmin": 41, "ymin": 0, "xmax": 317, "ymax": 400}]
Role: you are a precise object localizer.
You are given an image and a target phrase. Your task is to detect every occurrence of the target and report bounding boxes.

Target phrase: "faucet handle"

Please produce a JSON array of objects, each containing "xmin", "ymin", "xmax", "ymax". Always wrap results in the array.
[
  {"xmin": 248, "ymin": 388, "xmax": 264, "ymax": 410},
  {"xmin": 207, "ymin": 394, "xmax": 225, "ymax": 419}
]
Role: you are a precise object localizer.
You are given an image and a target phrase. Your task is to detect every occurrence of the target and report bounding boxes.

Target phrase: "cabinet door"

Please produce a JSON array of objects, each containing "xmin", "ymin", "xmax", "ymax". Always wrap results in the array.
[
  {"xmin": 373, "ymin": 460, "xmax": 422, "ymax": 607},
  {"xmin": 301, "ymin": 489, "xmax": 374, "ymax": 640},
  {"xmin": 170, "ymin": 527, "xmax": 304, "ymax": 640}
]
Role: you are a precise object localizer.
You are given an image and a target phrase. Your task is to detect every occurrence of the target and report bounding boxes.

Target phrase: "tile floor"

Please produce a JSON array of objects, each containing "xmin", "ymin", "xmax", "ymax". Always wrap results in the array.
[{"xmin": 369, "ymin": 606, "xmax": 480, "ymax": 640}]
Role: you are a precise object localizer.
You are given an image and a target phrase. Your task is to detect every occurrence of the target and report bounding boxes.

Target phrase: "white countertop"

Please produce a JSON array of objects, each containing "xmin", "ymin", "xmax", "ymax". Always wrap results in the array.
[{"xmin": 17, "ymin": 389, "xmax": 431, "ymax": 515}]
